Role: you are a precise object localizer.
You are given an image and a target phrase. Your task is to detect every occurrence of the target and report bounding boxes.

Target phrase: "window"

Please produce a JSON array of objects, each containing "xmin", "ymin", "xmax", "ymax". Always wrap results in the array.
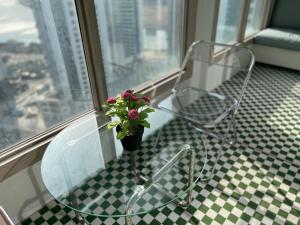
[
  {"xmin": 94, "ymin": 0, "xmax": 184, "ymax": 96},
  {"xmin": 0, "ymin": 0, "xmax": 191, "ymax": 172},
  {"xmin": 245, "ymin": 0, "xmax": 265, "ymax": 37},
  {"xmin": 215, "ymin": 0, "xmax": 244, "ymax": 44},
  {"xmin": 0, "ymin": 0, "xmax": 92, "ymax": 150}
]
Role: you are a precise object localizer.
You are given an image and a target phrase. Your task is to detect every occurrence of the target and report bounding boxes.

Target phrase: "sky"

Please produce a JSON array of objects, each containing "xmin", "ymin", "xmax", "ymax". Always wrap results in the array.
[{"xmin": 0, "ymin": 0, "xmax": 39, "ymax": 44}]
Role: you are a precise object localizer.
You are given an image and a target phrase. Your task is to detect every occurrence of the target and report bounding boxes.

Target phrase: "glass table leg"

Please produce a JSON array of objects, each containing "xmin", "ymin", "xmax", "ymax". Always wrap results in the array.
[
  {"xmin": 125, "ymin": 213, "xmax": 133, "ymax": 225},
  {"xmin": 70, "ymin": 193, "xmax": 87, "ymax": 225},
  {"xmin": 125, "ymin": 145, "xmax": 196, "ymax": 225},
  {"xmin": 75, "ymin": 212, "xmax": 87, "ymax": 225},
  {"xmin": 129, "ymin": 151, "xmax": 145, "ymax": 184}
]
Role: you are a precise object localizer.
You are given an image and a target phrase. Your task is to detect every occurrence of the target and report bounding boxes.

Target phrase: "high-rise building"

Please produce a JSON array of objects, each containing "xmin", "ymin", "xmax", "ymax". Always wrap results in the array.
[
  {"xmin": 95, "ymin": 0, "xmax": 181, "ymax": 95},
  {"xmin": 19, "ymin": 0, "xmax": 92, "ymax": 126},
  {"xmin": 0, "ymin": 59, "xmax": 7, "ymax": 80},
  {"xmin": 95, "ymin": 0, "xmax": 143, "ymax": 87},
  {"xmin": 19, "ymin": 0, "xmax": 69, "ymax": 99},
  {"xmin": 48, "ymin": 0, "xmax": 91, "ymax": 101},
  {"xmin": 0, "ymin": 80, "xmax": 20, "ymax": 149},
  {"xmin": 21, "ymin": 0, "xmax": 91, "ymax": 101}
]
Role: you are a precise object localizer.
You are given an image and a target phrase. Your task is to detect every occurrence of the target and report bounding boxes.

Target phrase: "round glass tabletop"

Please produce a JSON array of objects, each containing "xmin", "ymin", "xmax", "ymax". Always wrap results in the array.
[{"xmin": 41, "ymin": 110, "xmax": 206, "ymax": 218}]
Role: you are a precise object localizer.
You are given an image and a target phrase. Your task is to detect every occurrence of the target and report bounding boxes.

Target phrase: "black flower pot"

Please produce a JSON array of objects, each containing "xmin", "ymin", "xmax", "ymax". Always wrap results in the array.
[{"xmin": 116, "ymin": 125, "xmax": 144, "ymax": 151}]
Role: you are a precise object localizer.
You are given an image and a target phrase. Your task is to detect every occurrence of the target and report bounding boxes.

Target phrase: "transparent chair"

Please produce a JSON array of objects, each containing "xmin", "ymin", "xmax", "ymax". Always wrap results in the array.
[{"xmin": 157, "ymin": 41, "xmax": 255, "ymax": 179}]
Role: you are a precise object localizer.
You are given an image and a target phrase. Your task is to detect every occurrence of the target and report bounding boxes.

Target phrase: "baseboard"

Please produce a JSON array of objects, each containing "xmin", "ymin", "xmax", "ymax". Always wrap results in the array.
[{"xmin": 250, "ymin": 44, "xmax": 300, "ymax": 71}]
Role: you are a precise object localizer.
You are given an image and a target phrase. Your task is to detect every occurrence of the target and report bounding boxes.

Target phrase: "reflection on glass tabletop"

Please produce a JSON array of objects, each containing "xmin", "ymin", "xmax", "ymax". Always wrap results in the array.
[{"xmin": 41, "ymin": 110, "xmax": 206, "ymax": 218}]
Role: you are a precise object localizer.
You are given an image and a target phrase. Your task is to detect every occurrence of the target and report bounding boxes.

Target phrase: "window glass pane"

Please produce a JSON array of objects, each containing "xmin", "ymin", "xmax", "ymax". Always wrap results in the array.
[
  {"xmin": 215, "ymin": 0, "xmax": 244, "ymax": 44},
  {"xmin": 245, "ymin": 0, "xmax": 264, "ymax": 37},
  {"xmin": 0, "ymin": 0, "xmax": 92, "ymax": 150},
  {"xmin": 95, "ymin": 0, "xmax": 183, "ymax": 96}
]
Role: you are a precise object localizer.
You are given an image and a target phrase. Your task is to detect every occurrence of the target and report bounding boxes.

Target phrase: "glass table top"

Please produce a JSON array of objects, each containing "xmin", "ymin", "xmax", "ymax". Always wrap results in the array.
[{"xmin": 41, "ymin": 109, "xmax": 206, "ymax": 218}]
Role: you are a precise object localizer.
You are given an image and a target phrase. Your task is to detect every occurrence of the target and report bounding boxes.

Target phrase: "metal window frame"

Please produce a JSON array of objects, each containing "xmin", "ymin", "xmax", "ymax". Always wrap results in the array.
[
  {"xmin": 0, "ymin": 0, "xmax": 197, "ymax": 181},
  {"xmin": 212, "ymin": 0, "xmax": 249, "ymax": 55},
  {"xmin": 75, "ymin": 0, "xmax": 108, "ymax": 112},
  {"xmin": 211, "ymin": 0, "xmax": 221, "ymax": 43},
  {"xmin": 243, "ymin": 0, "xmax": 272, "ymax": 40},
  {"xmin": 237, "ymin": 0, "xmax": 251, "ymax": 42},
  {"xmin": 213, "ymin": 0, "xmax": 271, "ymax": 58}
]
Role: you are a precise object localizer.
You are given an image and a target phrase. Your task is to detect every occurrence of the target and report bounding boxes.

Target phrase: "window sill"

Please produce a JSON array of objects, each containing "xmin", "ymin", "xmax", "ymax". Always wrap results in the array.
[{"xmin": 213, "ymin": 36, "xmax": 255, "ymax": 61}]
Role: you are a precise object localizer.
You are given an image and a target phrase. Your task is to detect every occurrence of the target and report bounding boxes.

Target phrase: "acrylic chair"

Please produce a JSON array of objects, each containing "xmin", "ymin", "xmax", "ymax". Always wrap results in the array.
[{"xmin": 157, "ymin": 40, "xmax": 255, "ymax": 180}]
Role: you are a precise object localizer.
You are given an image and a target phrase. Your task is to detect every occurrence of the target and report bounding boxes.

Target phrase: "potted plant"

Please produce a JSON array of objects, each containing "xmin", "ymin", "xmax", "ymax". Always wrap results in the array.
[{"xmin": 103, "ymin": 90, "xmax": 155, "ymax": 151}]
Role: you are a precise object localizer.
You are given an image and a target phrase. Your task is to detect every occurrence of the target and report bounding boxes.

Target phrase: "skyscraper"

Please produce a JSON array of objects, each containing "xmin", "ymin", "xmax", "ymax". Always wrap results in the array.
[
  {"xmin": 21, "ymin": 0, "xmax": 91, "ymax": 101},
  {"xmin": 95, "ymin": 0, "xmax": 181, "ymax": 95},
  {"xmin": 0, "ymin": 79, "xmax": 20, "ymax": 149},
  {"xmin": 19, "ymin": 0, "xmax": 92, "ymax": 126},
  {"xmin": 95, "ymin": 0, "xmax": 143, "ymax": 89}
]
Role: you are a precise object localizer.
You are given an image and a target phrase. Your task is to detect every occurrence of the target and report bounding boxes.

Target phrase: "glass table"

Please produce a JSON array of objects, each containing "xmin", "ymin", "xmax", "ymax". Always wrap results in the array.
[{"xmin": 41, "ymin": 110, "xmax": 207, "ymax": 224}]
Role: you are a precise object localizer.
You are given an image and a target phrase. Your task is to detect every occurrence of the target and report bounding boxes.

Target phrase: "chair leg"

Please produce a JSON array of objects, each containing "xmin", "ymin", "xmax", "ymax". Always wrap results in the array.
[
  {"xmin": 232, "ymin": 116, "xmax": 237, "ymax": 144},
  {"xmin": 228, "ymin": 114, "xmax": 237, "ymax": 145},
  {"xmin": 200, "ymin": 136, "xmax": 223, "ymax": 181},
  {"xmin": 200, "ymin": 115, "xmax": 235, "ymax": 181}
]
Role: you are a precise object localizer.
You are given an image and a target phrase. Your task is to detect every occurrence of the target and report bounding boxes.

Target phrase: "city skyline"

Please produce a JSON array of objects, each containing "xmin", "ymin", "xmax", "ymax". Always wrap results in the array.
[{"xmin": 0, "ymin": 0, "xmax": 182, "ymax": 150}]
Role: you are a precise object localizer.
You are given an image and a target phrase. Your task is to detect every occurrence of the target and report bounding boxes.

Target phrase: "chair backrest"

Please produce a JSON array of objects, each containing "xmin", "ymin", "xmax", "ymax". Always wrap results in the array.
[{"xmin": 173, "ymin": 41, "xmax": 255, "ymax": 114}]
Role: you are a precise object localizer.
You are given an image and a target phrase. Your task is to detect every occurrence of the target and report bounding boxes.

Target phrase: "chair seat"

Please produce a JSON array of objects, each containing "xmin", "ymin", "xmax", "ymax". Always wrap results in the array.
[{"xmin": 158, "ymin": 87, "xmax": 237, "ymax": 128}]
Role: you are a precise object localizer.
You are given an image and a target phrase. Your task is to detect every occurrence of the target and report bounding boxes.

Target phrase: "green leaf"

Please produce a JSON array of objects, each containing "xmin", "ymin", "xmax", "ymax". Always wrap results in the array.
[
  {"xmin": 139, "ymin": 112, "xmax": 148, "ymax": 120},
  {"xmin": 105, "ymin": 110, "xmax": 115, "ymax": 117},
  {"xmin": 140, "ymin": 120, "xmax": 150, "ymax": 128},
  {"xmin": 107, "ymin": 121, "xmax": 119, "ymax": 129},
  {"xmin": 117, "ymin": 129, "xmax": 127, "ymax": 139},
  {"xmin": 141, "ymin": 108, "xmax": 155, "ymax": 114}
]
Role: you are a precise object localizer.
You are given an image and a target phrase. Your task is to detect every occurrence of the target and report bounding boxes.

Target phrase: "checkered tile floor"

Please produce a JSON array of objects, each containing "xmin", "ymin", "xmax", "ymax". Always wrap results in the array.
[{"xmin": 19, "ymin": 64, "xmax": 300, "ymax": 225}]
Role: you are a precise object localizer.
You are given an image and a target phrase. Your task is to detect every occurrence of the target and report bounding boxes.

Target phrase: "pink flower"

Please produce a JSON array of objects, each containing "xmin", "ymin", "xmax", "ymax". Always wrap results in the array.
[
  {"xmin": 131, "ymin": 95, "xmax": 138, "ymax": 101},
  {"xmin": 107, "ymin": 96, "xmax": 116, "ymax": 104},
  {"xmin": 121, "ymin": 90, "xmax": 134, "ymax": 99},
  {"xmin": 143, "ymin": 96, "xmax": 151, "ymax": 103},
  {"xmin": 128, "ymin": 109, "xmax": 139, "ymax": 120},
  {"xmin": 126, "ymin": 89, "xmax": 134, "ymax": 94},
  {"xmin": 121, "ymin": 91, "xmax": 131, "ymax": 98}
]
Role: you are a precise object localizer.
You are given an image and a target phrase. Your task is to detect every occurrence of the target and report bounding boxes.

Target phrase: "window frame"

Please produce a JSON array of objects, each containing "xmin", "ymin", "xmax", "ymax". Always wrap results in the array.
[
  {"xmin": 242, "ymin": 0, "xmax": 272, "ymax": 40},
  {"xmin": 212, "ymin": 0, "xmax": 272, "ymax": 57},
  {"xmin": 0, "ymin": 0, "xmax": 197, "ymax": 181}
]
